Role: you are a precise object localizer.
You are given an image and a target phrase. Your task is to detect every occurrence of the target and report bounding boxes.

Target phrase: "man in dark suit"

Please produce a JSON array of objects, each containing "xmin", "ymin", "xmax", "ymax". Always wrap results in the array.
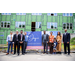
[
  {"xmin": 18, "ymin": 30, "xmax": 25, "ymax": 55},
  {"xmin": 42, "ymin": 31, "xmax": 49, "ymax": 54},
  {"xmin": 13, "ymin": 30, "xmax": 19, "ymax": 55},
  {"xmin": 63, "ymin": 29, "xmax": 70, "ymax": 55}
]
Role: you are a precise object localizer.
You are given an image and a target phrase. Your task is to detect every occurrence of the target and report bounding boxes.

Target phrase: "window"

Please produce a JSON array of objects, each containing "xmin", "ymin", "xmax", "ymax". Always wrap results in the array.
[
  {"xmin": 47, "ymin": 22, "xmax": 57, "ymax": 29},
  {"xmin": 47, "ymin": 13, "xmax": 57, "ymax": 16},
  {"xmin": 16, "ymin": 13, "xmax": 26, "ymax": 15},
  {"xmin": 63, "ymin": 23, "xmax": 72, "ymax": 29},
  {"xmin": 63, "ymin": 13, "xmax": 73, "ymax": 16},
  {"xmin": 36, "ymin": 22, "xmax": 41, "ymax": 28},
  {"xmin": 15, "ymin": 22, "xmax": 25, "ymax": 28},
  {"xmin": 0, "ymin": 21, "xmax": 10, "ymax": 28},
  {"xmin": 32, "ymin": 13, "xmax": 42, "ymax": 15},
  {"xmin": 2, "ymin": 13, "xmax": 11, "ymax": 15}
]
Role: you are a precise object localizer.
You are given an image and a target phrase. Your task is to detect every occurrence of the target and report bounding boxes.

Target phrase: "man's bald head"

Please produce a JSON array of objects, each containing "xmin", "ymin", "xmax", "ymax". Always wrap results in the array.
[{"xmin": 65, "ymin": 29, "xmax": 67, "ymax": 32}]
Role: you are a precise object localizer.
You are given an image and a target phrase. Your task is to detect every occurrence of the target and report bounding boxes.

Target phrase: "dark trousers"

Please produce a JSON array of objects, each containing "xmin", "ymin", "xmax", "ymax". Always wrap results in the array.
[
  {"xmin": 64, "ymin": 43, "xmax": 70, "ymax": 54},
  {"xmin": 18, "ymin": 43, "xmax": 24, "ymax": 54},
  {"xmin": 49, "ymin": 43, "xmax": 53, "ymax": 54},
  {"xmin": 43, "ymin": 41, "xmax": 48, "ymax": 53},
  {"xmin": 24, "ymin": 41, "xmax": 27, "ymax": 53},
  {"xmin": 14, "ymin": 41, "xmax": 18, "ymax": 54}
]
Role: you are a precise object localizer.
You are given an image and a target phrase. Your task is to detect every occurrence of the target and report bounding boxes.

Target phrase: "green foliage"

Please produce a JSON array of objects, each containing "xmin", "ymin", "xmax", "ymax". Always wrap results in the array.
[{"xmin": 70, "ymin": 37, "xmax": 75, "ymax": 45}]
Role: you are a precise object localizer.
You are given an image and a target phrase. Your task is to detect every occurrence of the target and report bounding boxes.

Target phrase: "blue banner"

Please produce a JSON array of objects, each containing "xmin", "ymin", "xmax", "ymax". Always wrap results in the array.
[{"xmin": 27, "ymin": 31, "xmax": 42, "ymax": 46}]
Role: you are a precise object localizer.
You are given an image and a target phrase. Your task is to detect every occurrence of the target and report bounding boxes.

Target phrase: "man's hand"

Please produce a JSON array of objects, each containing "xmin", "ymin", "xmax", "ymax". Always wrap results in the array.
[
  {"xmin": 47, "ymin": 42, "xmax": 48, "ymax": 43},
  {"xmin": 63, "ymin": 42, "xmax": 64, "ymax": 44},
  {"xmin": 67, "ymin": 42, "xmax": 69, "ymax": 44},
  {"xmin": 20, "ymin": 42, "xmax": 23, "ymax": 43},
  {"xmin": 7, "ymin": 42, "xmax": 8, "ymax": 45}
]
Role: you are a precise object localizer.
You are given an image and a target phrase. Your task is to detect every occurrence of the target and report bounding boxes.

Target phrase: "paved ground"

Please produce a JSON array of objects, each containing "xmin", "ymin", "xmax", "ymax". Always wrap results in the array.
[{"xmin": 0, "ymin": 51, "xmax": 75, "ymax": 61}]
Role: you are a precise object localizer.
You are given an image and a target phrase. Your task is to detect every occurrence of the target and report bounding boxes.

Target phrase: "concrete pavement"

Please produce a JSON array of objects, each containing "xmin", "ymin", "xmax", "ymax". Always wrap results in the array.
[{"xmin": 0, "ymin": 52, "xmax": 75, "ymax": 61}]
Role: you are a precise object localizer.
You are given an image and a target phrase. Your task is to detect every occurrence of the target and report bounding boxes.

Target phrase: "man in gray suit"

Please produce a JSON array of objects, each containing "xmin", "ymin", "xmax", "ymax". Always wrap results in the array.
[{"xmin": 42, "ymin": 31, "xmax": 49, "ymax": 54}]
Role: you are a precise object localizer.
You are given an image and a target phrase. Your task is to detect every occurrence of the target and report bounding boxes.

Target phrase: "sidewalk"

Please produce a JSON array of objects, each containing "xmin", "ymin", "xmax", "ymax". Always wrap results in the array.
[{"xmin": 0, "ymin": 52, "xmax": 75, "ymax": 61}]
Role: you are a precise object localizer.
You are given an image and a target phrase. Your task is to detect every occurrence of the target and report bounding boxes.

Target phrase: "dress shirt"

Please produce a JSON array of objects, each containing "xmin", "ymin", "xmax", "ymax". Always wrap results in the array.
[
  {"xmin": 24, "ymin": 35, "xmax": 28, "ymax": 42},
  {"xmin": 6, "ymin": 34, "xmax": 13, "ymax": 42},
  {"xmin": 65, "ymin": 32, "xmax": 67, "ymax": 35},
  {"xmin": 44, "ymin": 34, "xmax": 46, "ymax": 40},
  {"xmin": 21, "ymin": 34, "xmax": 22, "ymax": 41},
  {"xmin": 16, "ymin": 34, "xmax": 18, "ymax": 41}
]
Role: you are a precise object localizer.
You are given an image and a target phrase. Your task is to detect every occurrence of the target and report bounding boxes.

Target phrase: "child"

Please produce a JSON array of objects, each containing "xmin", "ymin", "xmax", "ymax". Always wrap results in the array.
[{"xmin": 53, "ymin": 38, "xmax": 58, "ymax": 54}]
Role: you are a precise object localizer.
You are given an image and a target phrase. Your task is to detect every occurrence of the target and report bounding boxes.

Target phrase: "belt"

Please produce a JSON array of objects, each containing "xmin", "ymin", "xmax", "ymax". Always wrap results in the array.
[{"xmin": 8, "ymin": 41, "xmax": 12, "ymax": 42}]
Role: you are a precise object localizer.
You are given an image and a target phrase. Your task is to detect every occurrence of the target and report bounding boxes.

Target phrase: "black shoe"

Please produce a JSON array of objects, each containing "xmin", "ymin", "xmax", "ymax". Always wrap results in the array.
[
  {"xmin": 59, "ymin": 52, "xmax": 61, "ymax": 54},
  {"xmin": 13, "ymin": 53, "xmax": 15, "ymax": 55},
  {"xmin": 18, "ymin": 54, "xmax": 19, "ymax": 56},
  {"xmin": 22, "ymin": 53, "xmax": 25, "ymax": 55},
  {"xmin": 68, "ymin": 53, "xmax": 70, "ymax": 55}
]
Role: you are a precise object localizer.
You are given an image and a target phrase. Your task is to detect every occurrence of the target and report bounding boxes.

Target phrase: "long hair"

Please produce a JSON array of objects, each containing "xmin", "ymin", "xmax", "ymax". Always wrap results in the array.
[{"xmin": 57, "ymin": 32, "xmax": 61, "ymax": 37}]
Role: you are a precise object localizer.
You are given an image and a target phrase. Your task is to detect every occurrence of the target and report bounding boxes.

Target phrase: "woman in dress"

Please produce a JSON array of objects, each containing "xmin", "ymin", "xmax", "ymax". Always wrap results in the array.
[{"xmin": 56, "ymin": 32, "xmax": 62, "ymax": 54}]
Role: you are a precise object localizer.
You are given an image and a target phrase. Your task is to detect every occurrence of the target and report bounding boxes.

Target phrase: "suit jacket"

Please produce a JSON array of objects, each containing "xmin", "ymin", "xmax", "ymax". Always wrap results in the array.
[
  {"xmin": 18, "ymin": 34, "xmax": 25, "ymax": 42},
  {"xmin": 63, "ymin": 33, "xmax": 70, "ymax": 43},
  {"xmin": 42, "ymin": 34, "xmax": 49, "ymax": 43},
  {"xmin": 13, "ymin": 34, "xmax": 18, "ymax": 42}
]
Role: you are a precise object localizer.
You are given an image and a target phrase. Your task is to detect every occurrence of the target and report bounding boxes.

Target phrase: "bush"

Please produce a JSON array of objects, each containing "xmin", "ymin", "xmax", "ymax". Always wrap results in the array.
[{"xmin": 70, "ymin": 37, "xmax": 75, "ymax": 45}]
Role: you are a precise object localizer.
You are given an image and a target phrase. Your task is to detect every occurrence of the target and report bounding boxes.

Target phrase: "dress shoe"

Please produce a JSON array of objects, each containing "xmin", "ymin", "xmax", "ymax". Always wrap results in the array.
[
  {"xmin": 22, "ymin": 53, "xmax": 25, "ymax": 55},
  {"xmin": 46, "ymin": 53, "xmax": 48, "ymax": 54},
  {"xmin": 6, "ymin": 53, "xmax": 9, "ymax": 55},
  {"xmin": 18, "ymin": 54, "xmax": 19, "ymax": 56},
  {"xmin": 11, "ymin": 52, "xmax": 13, "ymax": 54}
]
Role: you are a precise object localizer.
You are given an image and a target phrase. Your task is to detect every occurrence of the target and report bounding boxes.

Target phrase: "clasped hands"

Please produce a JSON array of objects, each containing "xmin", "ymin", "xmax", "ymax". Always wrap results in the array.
[{"xmin": 20, "ymin": 41, "xmax": 23, "ymax": 43}]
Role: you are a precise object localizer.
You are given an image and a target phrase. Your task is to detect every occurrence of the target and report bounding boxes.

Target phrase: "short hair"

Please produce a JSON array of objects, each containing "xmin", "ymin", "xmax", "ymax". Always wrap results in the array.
[{"xmin": 10, "ymin": 31, "xmax": 13, "ymax": 33}]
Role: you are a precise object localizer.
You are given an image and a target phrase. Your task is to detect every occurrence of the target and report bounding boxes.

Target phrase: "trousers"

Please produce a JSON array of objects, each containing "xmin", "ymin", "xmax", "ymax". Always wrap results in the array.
[
  {"xmin": 43, "ymin": 41, "xmax": 48, "ymax": 53},
  {"xmin": 64, "ymin": 43, "xmax": 70, "ymax": 54},
  {"xmin": 23, "ymin": 41, "xmax": 27, "ymax": 53},
  {"xmin": 49, "ymin": 43, "xmax": 53, "ymax": 54},
  {"xmin": 7, "ymin": 41, "xmax": 13, "ymax": 53}
]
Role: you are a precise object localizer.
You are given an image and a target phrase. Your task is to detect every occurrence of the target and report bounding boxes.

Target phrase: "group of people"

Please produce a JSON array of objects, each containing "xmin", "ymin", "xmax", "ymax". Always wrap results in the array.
[
  {"xmin": 6, "ymin": 29, "xmax": 70, "ymax": 56},
  {"xmin": 42, "ymin": 29, "xmax": 70, "ymax": 55},
  {"xmin": 6, "ymin": 30, "xmax": 28, "ymax": 55}
]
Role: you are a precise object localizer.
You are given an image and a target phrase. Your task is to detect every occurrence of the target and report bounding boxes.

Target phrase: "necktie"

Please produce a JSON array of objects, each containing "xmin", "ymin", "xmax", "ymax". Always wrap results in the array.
[
  {"xmin": 21, "ymin": 34, "xmax": 22, "ymax": 41},
  {"xmin": 11, "ymin": 35, "xmax": 12, "ymax": 41}
]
